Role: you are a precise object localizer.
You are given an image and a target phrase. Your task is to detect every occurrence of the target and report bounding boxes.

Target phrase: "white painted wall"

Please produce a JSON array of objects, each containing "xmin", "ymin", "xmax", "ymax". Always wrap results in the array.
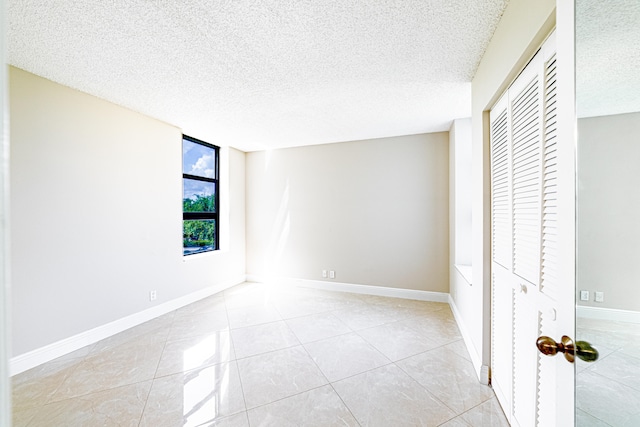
[
  {"xmin": 467, "ymin": 0, "xmax": 556, "ymax": 379},
  {"xmin": 450, "ymin": 118, "xmax": 472, "ymax": 267},
  {"xmin": 9, "ymin": 67, "xmax": 246, "ymax": 358},
  {"xmin": 577, "ymin": 112, "xmax": 640, "ymax": 311},
  {"xmin": 246, "ymin": 133, "xmax": 449, "ymax": 292},
  {"xmin": 448, "ymin": 118, "xmax": 480, "ymax": 364}
]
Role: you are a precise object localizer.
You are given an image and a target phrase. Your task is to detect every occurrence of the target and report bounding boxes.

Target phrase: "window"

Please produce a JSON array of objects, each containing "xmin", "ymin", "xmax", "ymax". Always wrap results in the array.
[{"xmin": 182, "ymin": 135, "xmax": 219, "ymax": 255}]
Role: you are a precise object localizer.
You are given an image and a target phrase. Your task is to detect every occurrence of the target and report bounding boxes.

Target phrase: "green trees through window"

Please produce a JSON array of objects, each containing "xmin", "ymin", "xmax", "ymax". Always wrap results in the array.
[{"xmin": 182, "ymin": 135, "xmax": 219, "ymax": 255}]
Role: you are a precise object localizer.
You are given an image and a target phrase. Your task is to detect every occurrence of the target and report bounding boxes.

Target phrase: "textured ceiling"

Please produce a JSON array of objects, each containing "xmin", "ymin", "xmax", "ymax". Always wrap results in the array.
[
  {"xmin": 8, "ymin": 0, "xmax": 508, "ymax": 151},
  {"xmin": 577, "ymin": 0, "xmax": 640, "ymax": 118}
]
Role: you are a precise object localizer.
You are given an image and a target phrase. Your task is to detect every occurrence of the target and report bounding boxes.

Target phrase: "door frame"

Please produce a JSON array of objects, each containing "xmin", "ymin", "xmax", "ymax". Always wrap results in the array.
[
  {"xmin": 1, "ymin": 0, "xmax": 12, "ymax": 424},
  {"xmin": 472, "ymin": 0, "xmax": 556, "ymax": 384},
  {"xmin": 551, "ymin": 1, "xmax": 576, "ymax": 423},
  {"xmin": 473, "ymin": 0, "xmax": 576, "ymax": 425}
]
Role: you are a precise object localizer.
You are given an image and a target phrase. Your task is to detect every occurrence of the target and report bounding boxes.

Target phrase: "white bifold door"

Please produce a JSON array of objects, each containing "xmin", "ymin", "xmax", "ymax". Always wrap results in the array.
[{"xmin": 490, "ymin": 31, "xmax": 568, "ymax": 427}]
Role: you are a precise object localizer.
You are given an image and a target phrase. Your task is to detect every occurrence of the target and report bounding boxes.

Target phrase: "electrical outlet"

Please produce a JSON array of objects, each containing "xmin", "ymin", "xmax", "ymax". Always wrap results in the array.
[
  {"xmin": 595, "ymin": 291, "xmax": 604, "ymax": 303},
  {"xmin": 322, "ymin": 270, "xmax": 327, "ymax": 278},
  {"xmin": 580, "ymin": 290, "xmax": 589, "ymax": 301},
  {"xmin": 329, "ymin": 270, "xmax": 335, "ymax": 279},
  {"xmin": 149, "ymin": 290, "xmax": 157, "ymax": 301}
]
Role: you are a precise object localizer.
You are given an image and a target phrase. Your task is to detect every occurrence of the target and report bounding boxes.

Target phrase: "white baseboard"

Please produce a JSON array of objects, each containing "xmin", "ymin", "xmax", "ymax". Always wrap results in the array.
[
  {"xmin": 10, "ymin": 275, "xmax": 246, "ymax": 376},
  {"xmin": 448, "ymin": 294, "xmax": 489, "ymax": 385},
  {"xmin": 246, "ymin": 276, "xmax": 449, "ymax": 303},
  {"xmin": 577, "ymin": 305, "xmax": 640, "ymax": 324}
]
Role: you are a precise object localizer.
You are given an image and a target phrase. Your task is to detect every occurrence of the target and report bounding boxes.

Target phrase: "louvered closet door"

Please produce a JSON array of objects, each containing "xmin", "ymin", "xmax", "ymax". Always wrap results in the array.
[
  {"xmin": 490, "ymin": 31, "xmax": 561, "ymax": 427},
  {"xmin": 490, "ymin": 91, "xmax": 513, "ymax": 419}
]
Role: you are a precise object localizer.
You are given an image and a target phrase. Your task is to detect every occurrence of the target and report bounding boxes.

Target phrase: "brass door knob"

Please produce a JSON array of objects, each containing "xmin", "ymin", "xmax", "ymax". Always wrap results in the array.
[{"xmin": 536, "ymin": 335, "xmax": 599, "ymax": 363}]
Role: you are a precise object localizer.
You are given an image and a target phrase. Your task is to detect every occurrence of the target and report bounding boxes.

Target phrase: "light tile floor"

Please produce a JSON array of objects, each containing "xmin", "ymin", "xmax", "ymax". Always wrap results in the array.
[
  {"xmin": 12, "ymin": 282, "xmax": 509, "ymax": 427},
  {"xmin": 576, "ymin": 318, "xmax": 640, "ymax": 426}
]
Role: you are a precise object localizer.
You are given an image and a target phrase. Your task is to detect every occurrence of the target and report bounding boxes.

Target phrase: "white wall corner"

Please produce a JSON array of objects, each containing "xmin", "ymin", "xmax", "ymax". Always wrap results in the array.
[
  {"xmin": 10, "ymin": 275, "xmax": 246, "ymax": 376},
  {"xmin": 448, "ymin": 294, "xmax": 487, "ymax": 384},
  {"xmin": 245, "ymin": 274, "xmax": 263, "ymax": 283}
]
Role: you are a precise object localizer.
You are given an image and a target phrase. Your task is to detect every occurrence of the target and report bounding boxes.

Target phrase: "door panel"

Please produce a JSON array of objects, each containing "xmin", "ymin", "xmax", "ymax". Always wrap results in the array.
[
  {"xmin": 510, "ymin": 66, "xmax": 542, "ymax": 287},
  {"xmin": 491, "ymin": 265, "xmax": 514, "ymax": 416},
  {"xmin": 490, "ymin": 30, "xmax": 575, "ymax": 427},
  {"xmin": 575, "ymin": 1, "xmax": 640, "ymax": 424}
]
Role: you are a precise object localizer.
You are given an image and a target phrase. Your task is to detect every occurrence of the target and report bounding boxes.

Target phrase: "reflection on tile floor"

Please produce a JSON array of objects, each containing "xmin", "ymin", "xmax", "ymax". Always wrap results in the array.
[
  {"xmin": 577, "ymin": 318, "xmax": 640, "ymax": 426},
  {"xmin": 12, "ymin": 282, "xmax": 508, "ymax": 426}
]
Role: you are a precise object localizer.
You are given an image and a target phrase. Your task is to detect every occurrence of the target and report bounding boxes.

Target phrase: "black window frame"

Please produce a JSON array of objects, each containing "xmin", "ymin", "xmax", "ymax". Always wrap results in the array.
[{"xmin": 182, "ymin": 135, "xmax": 220, "ymax": 256}]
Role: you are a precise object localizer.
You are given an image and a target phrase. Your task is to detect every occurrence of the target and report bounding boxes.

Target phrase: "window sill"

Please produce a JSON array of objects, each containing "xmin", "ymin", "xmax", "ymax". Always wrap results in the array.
[
  {"xmin": 182, "ymin": 249, "xmax": 221, "ymax": 262},
  {"xmin": 455, "ymin": 264, "xmax": 473, "ymax": 285}
]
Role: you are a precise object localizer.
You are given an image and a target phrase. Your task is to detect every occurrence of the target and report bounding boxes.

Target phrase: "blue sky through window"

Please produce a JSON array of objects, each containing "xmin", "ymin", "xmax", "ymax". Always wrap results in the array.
[{"xmin": 183, "ymin": 139, "xmax": 215, "ymax": 178}]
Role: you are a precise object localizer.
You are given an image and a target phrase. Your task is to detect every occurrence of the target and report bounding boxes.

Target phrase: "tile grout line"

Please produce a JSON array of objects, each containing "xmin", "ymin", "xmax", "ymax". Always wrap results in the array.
[
  {"xmin": 137, "ymin": 309, "xmax": 179, "ymax": 427},
  {"xmin": 223, "ymin": 289, "xmax": 250, "ymax": 422},
  {"xmin": 13, "ymin": 282, "xmax": 505, "ymax": 426},
  {"xmin": 328, "ymin": 381, "xmax": 363, "ymax": 427}
]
